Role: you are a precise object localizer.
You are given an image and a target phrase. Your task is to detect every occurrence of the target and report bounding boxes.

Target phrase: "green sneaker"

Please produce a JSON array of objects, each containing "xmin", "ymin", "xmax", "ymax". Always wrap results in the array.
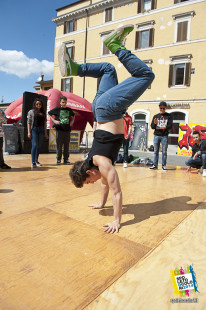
[
  {"xmin": 103, "ymin": 24, "xmax": 134, "ymax": 54},
  {"xmin": 58, "ymin": 43, "xmax": 80, "ymax": 77}
]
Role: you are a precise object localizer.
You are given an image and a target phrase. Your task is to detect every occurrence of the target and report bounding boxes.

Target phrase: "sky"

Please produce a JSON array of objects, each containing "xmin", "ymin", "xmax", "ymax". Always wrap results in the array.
[{"xmin": 0, "ymin": 0, "xmax": 80, "ymax": 103}]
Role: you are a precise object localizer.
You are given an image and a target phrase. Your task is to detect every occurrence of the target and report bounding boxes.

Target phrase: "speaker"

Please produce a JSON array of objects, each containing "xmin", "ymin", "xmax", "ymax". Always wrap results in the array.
[
  {"xmin": 17, "ymin": 126, "xmax": 49, "ymax": 154},
  {"xmin": 22, "ymin": 91, "xmax": 47, "ymax": 128},
  {"xmin": 19, "ymin": 92, "xmax": 49, "ymax": 154}
]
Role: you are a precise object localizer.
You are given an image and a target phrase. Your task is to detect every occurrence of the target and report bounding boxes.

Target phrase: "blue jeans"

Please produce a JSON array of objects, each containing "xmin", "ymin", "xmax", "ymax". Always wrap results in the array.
[
  {"xmin": 31, "ymin": 126, "xmax": 44, "ymax": 163},
  {"xmin": 153, "ymin": 135, "xmax": 168, "ymax": 167},
  {"xmin": 123, "ymin": 139, "xmax": 129, "ymax": 162},
  {"xmin": 185, "ymin": 154, "xmax": 206, "ymax": 169},
  {"xmin": 78, "ymin": 49, "xmax": 155, "ymax": 122}
]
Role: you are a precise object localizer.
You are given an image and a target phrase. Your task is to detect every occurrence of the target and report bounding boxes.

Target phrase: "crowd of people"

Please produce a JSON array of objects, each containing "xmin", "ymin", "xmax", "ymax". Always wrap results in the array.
[{"xmin": 1, "ymin": 24, "xmax": 205, "ymax": 233}]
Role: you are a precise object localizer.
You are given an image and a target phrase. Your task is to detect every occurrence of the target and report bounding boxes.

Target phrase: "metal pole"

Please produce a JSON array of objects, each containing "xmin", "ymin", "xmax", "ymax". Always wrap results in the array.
[{"xmin": 83, "ymin": 9, "xmax": 88, "ymax": 98}]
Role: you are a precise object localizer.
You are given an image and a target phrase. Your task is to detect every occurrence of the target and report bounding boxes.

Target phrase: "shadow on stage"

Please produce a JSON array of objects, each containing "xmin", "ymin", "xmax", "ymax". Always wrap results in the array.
[
  {"xmin": 98, "ymin": 196, "xmax": 206, "ymax": 227},
  {"xmin": 0, "ymin": 166, "xmax": 57, "ymax": 172}
]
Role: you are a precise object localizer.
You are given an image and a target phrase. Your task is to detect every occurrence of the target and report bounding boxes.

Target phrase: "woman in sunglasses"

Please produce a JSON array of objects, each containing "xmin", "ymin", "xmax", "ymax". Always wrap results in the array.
[{"xmin": 27, "ymin": 98, "xmax": 48, "ymax": 168}]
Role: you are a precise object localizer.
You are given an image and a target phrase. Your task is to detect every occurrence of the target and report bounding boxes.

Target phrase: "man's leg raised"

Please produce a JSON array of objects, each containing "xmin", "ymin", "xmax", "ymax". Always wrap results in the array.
[{"xmin": 95, "ymin": 24, "xmax": 155, "ymax": 119}]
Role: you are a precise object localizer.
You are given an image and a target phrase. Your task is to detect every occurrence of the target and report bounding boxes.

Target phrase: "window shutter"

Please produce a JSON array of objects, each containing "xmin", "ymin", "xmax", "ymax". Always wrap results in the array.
[
  {"xmin": 177, "ymin": 21, "xmax": 188, "ymax": 42},
  {"xmin": 151, "ymin": 0, "xmax": 156, "ymax": 10},
  {"xmin": 177, "ymin": 23, "xmax": 182, "ymax": 42},
  {"xmin": 61, "ymin": 79, "xmax": 65, "ymax": 91},
  {"xmin": 149, "ymin": 28, "xmax": 154, "ymax": 47},
  {"xmin": 105, "ymin": 8, "xmax": 112, "ymax": 22},
  {"xmin": 184, "ymin": 63, "xmax": 191, "ymax": 86},
  {"xmin": 70, "ymin": 78, "xmax": 73, "ymax": 93},
  {"xmin": 71, "ymin": 46, "xmax": 75, "ymax": 59},
  {"xmin": 108, "ymin": 8, "xmax": 112, "ymax": 21},
  {"xmin": 168, "ymin": 65, "xmax": 174, "ymax": 87},
  {"xmin": 73, "ymin": 19, "xmax": 77, "ymax": 31},
  {"xmin": 64, "ymin": 22, "xmax": 67, "ymax": 34},
  {"xmin": 182, "ymin": 21, "xmax": 188, "ymax": 41},
  {"xmin": 135, "ymin": 31, "xmax": 140, "ymax": 49},
  {"xmin": 137, "ymin": 0, "xmax": 142, "ymax": 13}
]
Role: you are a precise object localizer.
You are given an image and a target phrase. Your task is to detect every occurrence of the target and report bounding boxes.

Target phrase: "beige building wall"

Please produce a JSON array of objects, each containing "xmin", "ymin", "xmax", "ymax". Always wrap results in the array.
[{"xmin": 53, "ymin": 0, "xmax": 206, "ymax": 149}]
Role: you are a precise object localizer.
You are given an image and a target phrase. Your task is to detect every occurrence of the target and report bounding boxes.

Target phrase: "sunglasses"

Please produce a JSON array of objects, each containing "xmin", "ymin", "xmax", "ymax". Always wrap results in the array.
[{"xmin": 160, "ymin": 107, "xmax": 166, "ymax": 110}]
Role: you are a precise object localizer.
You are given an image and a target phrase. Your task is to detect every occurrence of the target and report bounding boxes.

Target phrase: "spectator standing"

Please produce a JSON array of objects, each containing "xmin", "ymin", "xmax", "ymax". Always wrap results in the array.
[
  {"xmin": 123, "ymin": 110, "xmax": 132, "ymax": 168},
  {"xmin": 27, "ymin": 98, "xmax": 48, "ymax": 168},
  {"xmin": 150, "ymin": 101, "xmax": 173, "ymax": 171},
  {"xmin": 185, "ymin": 130, "xmax": 206, "ymax": 176},
  {"xmin": 48, "ymin": 96, "xmax": 75, "ymax": 165},
  {"xmin": 0, "ymin": 109, "xmax": 11, "ymax": 169}
]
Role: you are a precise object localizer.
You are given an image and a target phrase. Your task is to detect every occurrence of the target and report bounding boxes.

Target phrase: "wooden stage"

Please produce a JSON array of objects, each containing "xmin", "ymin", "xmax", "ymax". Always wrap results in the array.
[{"xmin": 0, "ymin": 153, "xmax": 205, "ymax": 309}]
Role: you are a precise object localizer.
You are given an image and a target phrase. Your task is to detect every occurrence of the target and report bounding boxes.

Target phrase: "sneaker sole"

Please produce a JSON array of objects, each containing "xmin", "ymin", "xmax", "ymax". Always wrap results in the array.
[{"xmin": 104, "ymin": 24, "xmax": 134, "ymax": 47}]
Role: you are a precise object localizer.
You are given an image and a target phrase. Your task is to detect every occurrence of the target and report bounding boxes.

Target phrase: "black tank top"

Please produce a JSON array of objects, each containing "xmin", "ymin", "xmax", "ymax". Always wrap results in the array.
[{"xmin": 86, "ymin": 129, "xmax": 124, "ymax": 168}]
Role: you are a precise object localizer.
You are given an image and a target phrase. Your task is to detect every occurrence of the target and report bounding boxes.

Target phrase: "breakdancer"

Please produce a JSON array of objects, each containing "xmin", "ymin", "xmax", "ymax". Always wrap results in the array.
[{"xmin": 58, "ymin": 24, "xmax": 155, "ymax": 233}]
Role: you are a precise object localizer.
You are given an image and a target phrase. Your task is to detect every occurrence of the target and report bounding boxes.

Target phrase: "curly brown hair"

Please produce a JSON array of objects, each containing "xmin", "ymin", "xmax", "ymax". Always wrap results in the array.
[{"xmin": 69, "ymin": 160, "xmax": 91, "ymax": 188}]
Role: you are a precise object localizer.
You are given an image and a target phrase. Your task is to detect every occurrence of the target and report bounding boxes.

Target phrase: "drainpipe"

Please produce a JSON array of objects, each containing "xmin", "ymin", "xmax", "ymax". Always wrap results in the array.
[{"xmin": 82, "ymin": 9, "xmax": 89, "ymax": 98}]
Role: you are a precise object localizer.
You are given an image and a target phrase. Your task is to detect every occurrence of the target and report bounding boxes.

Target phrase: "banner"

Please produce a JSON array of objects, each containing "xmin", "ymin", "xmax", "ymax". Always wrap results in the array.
[
  {"xmin": 178, "ymin": 123, "xmax": 206, "ymax": 155},
  {"xmin": 49, "ymin": 129, "xmax": 81, "ymax": 153}
]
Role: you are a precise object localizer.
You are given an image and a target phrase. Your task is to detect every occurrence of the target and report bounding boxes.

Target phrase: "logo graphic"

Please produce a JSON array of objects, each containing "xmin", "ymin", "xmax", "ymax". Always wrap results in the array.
[{"xmin": 170, "ymin": 265, "xmax": 200, "ymax": 298}]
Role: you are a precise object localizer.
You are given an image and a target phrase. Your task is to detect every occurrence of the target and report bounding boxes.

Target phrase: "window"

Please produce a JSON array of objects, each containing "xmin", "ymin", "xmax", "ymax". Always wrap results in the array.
[
  {"xmin": 100, "ymin": 31, "xmax": 112, "ymax": 56},
  {"xmin": 135, "ymin": 21, "xmax": 155, "ymax": 49},
  {"xmin": 134, "ymin": 114, "xmax": 146, "ymax": 122},
  {"xmin": 168, "ymin": 111, "xmax": 186, "ymax": 145},
  {"xmin": 169, "ymin": 54, "xmax": 192, "ymax": 87},
  {"xmin": 61, "ymin": 77, "xmax": 73, "ymax": 92},
  {"xmin": 105, "ymin": 7, "xmax": 113, "ymax": 23},
  {"xmin": 64, "ymin": 20, "xmax": 76, "ymax": 34},
  {"xmin": 173, "ymin": 11, "xmax": 194, "ymax": 43},
  {"xmin": 137, "ymin": 0, "xmax": 156, "ymax": 13},
  {"xmin": 177, "ymin": 21, "xmax": 188, "ymax": 42}
]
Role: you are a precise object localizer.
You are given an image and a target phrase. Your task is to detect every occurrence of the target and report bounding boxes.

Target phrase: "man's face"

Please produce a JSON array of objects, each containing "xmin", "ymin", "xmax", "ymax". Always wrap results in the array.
[
  {"xmin": 159, "ymin": 105, "xmax": 166, "ymax": 114},
  {"xmin": 192, "ymin": 134, "xmax": 201, "ymax": 144},
  {"xmin": 83, "ymin": 170, "xmax": 101, "ymax": 185},
  {"xmin": 60, "ymin": 99, "xmax": 67, "ymax": 108}
]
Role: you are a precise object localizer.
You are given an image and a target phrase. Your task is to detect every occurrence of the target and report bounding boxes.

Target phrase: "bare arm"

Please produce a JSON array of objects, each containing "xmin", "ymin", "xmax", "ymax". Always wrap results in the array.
[
  {"xmin": 48, "ymin": 114, "xmax": 60, "ymax": 125},
  {"xmin": 88, "ymin": 178, "xmax": 109, "ymax": 209},
  {"xmin": 27, "ymin": 123, "xmax": 31, "ymax": 139},
  {"xmin": 70, "ymin": 115, "xmax": 75, "ymax": 127},
  {"xmin": 94, "ymin": 156, "xmax": 122, "ymax": 233}
]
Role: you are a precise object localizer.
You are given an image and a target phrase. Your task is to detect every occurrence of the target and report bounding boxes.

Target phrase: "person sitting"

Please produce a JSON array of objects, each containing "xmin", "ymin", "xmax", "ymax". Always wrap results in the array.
[{"xmin": 185, "ymin": 130, "xmax": 206, "ymax": 176}]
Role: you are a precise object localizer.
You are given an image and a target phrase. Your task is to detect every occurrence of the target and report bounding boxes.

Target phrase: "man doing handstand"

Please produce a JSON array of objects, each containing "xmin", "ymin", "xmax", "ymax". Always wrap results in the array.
[{"xmin": 58, "ymin": 24, "xmax": 155, "ymax": 233}]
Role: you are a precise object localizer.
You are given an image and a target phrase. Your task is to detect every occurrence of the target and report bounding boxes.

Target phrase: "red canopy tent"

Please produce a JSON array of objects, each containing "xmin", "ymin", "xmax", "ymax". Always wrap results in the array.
[{"xmin": 5, "ymin": 88, "xmax": 94, "ymax": 141}]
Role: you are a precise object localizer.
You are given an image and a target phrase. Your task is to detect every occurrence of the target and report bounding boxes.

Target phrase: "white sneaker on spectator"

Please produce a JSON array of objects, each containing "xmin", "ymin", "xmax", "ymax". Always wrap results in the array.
[
  {"xmin": 202, "ymin": 169, "xmax": 206, "ymax": 177},
  {"xmin": 150, "ymin": 165, "xmax": 158, "ymax": 170},
  {"xmin": 36, "ymin": 162, "xmax": 42, "ymax": 167}
]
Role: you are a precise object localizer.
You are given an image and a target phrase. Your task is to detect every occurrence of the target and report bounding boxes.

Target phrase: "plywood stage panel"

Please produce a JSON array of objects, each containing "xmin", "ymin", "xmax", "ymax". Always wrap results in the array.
[{"xmin": 0, "ymin": 207, "xmax": 150, "ymax": 310}]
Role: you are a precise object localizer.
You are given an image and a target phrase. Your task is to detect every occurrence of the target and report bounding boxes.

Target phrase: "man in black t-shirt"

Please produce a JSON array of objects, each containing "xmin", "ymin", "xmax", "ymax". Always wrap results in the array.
[
  {"xmin": 64, "ymin": 24, "xmax": 155, "ymax": 233},
  {"xmin": 48, "ymin": 96, "xmax": 75, "ymax": 165},
  {"xmin": 150, "ymin": 101, "xmax": 173, "ymax": 171}
]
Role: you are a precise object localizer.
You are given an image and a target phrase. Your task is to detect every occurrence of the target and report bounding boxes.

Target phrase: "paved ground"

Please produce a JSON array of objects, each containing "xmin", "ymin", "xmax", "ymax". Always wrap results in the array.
[{"xmin": 0, "ymin": 153, "xmax": 205, "ymax": 309}]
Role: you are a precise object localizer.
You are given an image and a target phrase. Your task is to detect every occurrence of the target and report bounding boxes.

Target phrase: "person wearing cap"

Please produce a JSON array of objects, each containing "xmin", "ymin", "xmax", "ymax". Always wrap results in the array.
[{"xmin": 150, "ymin": 101, "xmax": 173, "ymax": 171}]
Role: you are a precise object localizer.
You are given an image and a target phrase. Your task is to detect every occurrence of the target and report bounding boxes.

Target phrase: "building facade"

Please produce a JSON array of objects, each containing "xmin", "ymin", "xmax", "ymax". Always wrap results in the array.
[{"xmin": 52, "ymin": 0, "xmax": 206, "ymax": 151}]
